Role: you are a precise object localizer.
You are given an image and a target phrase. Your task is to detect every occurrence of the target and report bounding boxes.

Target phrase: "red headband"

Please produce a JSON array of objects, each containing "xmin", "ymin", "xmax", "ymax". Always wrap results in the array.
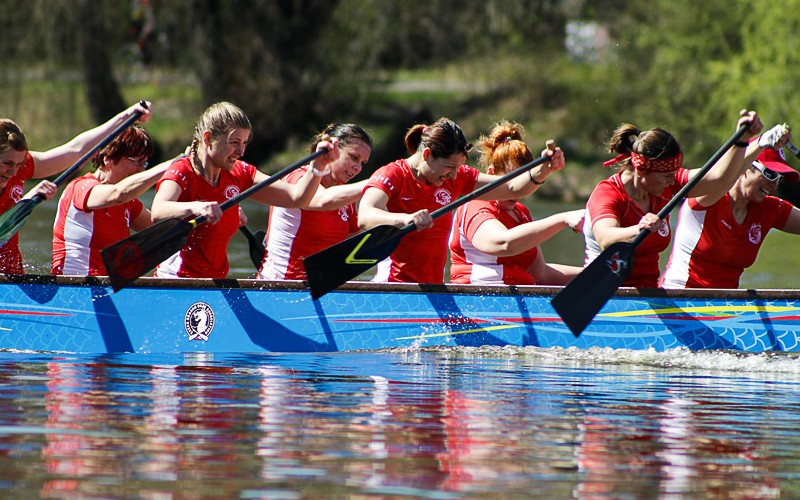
[
  {"xmin": 603, "ymin": 152, "xmax": 683, "ymax": 172},
  {"xmin": 631, "ymin": 151, "xmax": 682, "ymax": 172}
]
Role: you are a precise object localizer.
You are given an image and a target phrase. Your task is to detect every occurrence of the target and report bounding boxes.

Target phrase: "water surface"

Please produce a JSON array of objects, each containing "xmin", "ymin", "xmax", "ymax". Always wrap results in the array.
[{"xmin": 2, "ymin": 347, "xmax": 800, "ymax": 498}]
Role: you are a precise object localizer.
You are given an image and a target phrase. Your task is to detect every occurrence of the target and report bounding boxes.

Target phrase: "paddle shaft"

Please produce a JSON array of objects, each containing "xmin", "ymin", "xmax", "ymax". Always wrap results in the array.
[
  {"xmin": 551, "ymin": 123, "xmax": 751, "ymax": 337},
  {"xmin": 303, "ymin": 144, "xmax": 557, "ymax": 300},
  {"xmin": 786, "ymin": 141, "xmax": 800, "ymax": 160},
  {"xmin": 50, "ymin": 101, "xmax": 147, "ymax": 190},
  {"xmin": 629, "ymin": 123, "xmax": 750, "ymax": 248},
  {"xmin": 190, "ymin": 149, "xmax": 325, "ymax": 227},
  {"xmin": 391, "ymin": 151, "xmax": 554, "ymax": 240},
  {"xmin": 0, "ymin": 101, "xmax": 146, "ymax": 246}
]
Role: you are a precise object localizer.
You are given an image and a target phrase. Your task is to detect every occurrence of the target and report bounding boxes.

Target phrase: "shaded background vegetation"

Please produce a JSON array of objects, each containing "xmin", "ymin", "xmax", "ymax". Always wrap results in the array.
[{"xmin": 3, "ymin": 0, "xmax": 800, "ymax": 203}]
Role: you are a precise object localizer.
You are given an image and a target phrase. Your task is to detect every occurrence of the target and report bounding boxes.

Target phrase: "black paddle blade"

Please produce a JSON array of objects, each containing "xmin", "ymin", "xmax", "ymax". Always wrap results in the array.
[
  {"xmin": 551, "ymin": 241, "xmax": 635, "ymax": 337},
  {"xmin": 0, "ymin": 197, "xmax": 40, "ymax": 246},
  {"xmin": 251, "ymin": 230, "xmax": 266, "ymax": 268},
  {"xmin": 102, "ymin": 218, "xmax": 195, "ymax": 291},
  {"xmin": 239, "ymin": 226, "xmax": 266, "ymax": 270},
  {"xmin": 304, "ymin": 224, "xmax": 402, "ymax": 300}
]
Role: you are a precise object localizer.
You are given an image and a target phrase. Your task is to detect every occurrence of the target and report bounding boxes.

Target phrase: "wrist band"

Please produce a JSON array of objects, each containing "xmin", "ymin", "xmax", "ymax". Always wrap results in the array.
[
  {"xmin": 734, "ymin": 140, "xmax": 749, "ymax": 148},
  {"xmin": 311, "ymin": 166, "xmax": 326, "ymax": 177},
  {"xmin": 528, "ymin": 169, "xmax": 545, "ymax": 185}
]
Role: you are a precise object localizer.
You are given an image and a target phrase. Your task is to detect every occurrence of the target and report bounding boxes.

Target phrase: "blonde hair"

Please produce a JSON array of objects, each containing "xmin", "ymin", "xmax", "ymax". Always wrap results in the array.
[
  {"xmin": 189, "ymin": 102, "xmax": 252, "ymax": 158},
  {"xmin": 477, "ymin": 121, "xmax": 534, "ymax": 174}
]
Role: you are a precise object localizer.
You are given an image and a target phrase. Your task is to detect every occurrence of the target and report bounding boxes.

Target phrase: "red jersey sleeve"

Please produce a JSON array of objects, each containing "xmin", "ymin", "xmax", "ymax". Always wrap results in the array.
[
  {"xmin": 461, "ymin": 201, "xmax": 500, "ymax": 241},
  {"xmin": 769, "ymin": 196, "xmax": 794, "ymax": 230},
  {"xmin": 586, "ymin": 178, "xmax": 627, "ymax": 224},
  {"xmin": 157, "ymin": 157, "xmax": 194, "ymax": 192},
  {"xmin": 21, "ymin": 153, "xmax": 35, "ymax": 181},
  {"xmin": 365, "ymin": 161, "xmax": 403, "ymax": 197},
  {"xmin": 71, "ymin": 176, "xmax": 99, "ymax": 212}
]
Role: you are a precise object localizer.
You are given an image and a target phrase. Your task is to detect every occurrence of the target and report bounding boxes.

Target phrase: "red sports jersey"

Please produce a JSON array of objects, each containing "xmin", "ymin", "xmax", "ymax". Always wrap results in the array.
[
  {"xmin": 449, "ymin": 200, "xmax": 539, "ymax": 285},
  {"xmin": 584, "ymin": 168, "xmax": 690, "ymax": 288},
  {"xmin": 0, "ymin": 153, "xmax": 35, "ymax": 274},
  {"xmin": 52, "ymin": 174, "xmax": 144, "ymax": 276},
  {"xmin": 365, "ymin": 159, "xmax": 479, "ymax": 284},
  {"xmin": 259, "ymin": 166, "xmax": 358, "ymax": 280},
  {"xmin": 661, "ymin": 193, "xmax": 792, "ymax": 288},
  {"xmin": 154, "ymin": 157, "xmax": 256, "ymax": 279}
]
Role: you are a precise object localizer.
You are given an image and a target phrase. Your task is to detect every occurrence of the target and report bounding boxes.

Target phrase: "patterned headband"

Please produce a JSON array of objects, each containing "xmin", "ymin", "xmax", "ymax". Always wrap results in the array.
[{"xmin": 630, "ymin": 151, "xmax": 683, "ymax": 173}]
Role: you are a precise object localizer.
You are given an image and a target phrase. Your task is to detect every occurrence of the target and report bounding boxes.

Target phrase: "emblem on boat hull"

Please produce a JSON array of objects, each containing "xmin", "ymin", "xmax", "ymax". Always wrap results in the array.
[{"xmin": 185, "ymin": 302, "xmax": 215, "ymax": 342}]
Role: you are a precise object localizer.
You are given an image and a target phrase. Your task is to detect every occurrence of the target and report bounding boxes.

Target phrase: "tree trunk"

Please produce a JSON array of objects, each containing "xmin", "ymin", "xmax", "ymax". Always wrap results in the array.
[{"xmin": 76, "ymin": 0, "xmax": 125, "ymax": 123}]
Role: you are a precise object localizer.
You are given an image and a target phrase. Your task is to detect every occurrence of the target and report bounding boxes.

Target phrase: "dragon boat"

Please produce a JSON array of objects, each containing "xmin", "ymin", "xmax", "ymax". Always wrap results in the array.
[{"xmin": 1, "ymin": 274, "xmax": 799, "ymax": 354}]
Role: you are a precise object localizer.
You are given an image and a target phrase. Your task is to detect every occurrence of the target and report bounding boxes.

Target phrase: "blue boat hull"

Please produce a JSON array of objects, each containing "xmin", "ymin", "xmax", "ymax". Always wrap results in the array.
[{"xmin": 1, "ymin": 275, "xmax": 799, "ymax": 353}]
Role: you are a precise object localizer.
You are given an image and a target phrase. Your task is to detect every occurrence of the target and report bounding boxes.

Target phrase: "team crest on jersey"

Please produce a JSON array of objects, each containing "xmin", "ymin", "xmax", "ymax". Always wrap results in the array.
[
  {"xmin": 9, "ymin": 185, "xmax": 24, "ymax": 202},
  {"xmin": 656, "ymin": 219, "xmax": 670, "ymax": 237},
  {"xmin": 748, "ymin": 223, "xmax": 762, "ymax": 244},
  {"xmin": 338, "ymin": 206, "xmax": 350, "ymax": 221},
  {"xmin": 185, "ymin": 302, "xmax": 215, "ymax": 342},
  {"xmin": 224, "ymin": 185, "xmax": 240, "ymax": 199},
  {"xmin": 433, "ymin": 188, "xmax": 452, "ymax": 205}
]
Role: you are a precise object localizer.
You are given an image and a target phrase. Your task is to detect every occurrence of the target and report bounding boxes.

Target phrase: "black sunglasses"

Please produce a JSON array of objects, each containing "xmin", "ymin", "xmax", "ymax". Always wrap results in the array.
[{"xmin": 752, "ymin": 161, "xmax": 783, "ymax": 184}]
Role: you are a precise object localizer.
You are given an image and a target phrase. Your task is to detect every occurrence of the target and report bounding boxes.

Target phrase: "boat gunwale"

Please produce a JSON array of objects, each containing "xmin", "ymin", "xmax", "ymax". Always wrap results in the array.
[{"xmin": 2, "ymin": 274, "xmax": 799, "ymax": 300}]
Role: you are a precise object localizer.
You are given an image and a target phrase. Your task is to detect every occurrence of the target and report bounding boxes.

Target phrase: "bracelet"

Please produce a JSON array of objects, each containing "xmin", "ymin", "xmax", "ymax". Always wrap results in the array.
[
  {"xmin": 734, "ymin": 140, "xmax": 749, "ymax": 148},
  {"xmin": 528, "ymin": 169, "xmax": 545, "ymax": 185}
]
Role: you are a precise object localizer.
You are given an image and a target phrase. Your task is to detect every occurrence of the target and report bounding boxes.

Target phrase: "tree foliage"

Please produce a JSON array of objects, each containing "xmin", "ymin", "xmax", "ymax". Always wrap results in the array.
[{"xmin": 3, "ymin": 0, "xmax": 800, "ymax": 179}]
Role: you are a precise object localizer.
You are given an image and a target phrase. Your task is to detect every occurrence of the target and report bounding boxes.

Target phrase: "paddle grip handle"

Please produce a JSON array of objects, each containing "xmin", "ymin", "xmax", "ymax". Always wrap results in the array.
[
  {"xmin": 786, "ymin": 141, "xmax": 800, "ymax": 160},
  {"xmin": 396, "ymin": 150, "xmax": 554, "ymax": 237},
  {"xmin": 51, "ymin": 101, "xmax": 147, "ymax": 187},
  {"xmin": 629, "ymin": 123, "xmax": 750, "ymax": 248}
]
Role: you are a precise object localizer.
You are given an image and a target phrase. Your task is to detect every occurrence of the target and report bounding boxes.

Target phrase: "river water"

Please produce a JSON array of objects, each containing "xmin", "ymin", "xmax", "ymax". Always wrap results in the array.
[
  {"xmin": 5, "ymin": 199, "xmax": 800, "ymax": 497},
  {"xmin": 3, "ymin": 348, "xmax": 800, "ymax": 498}
]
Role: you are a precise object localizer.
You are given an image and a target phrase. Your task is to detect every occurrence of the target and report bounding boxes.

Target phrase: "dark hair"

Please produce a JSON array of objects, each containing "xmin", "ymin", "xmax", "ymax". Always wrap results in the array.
[
  {"xmin": 477, "ymin": 120, "xmax": 534, "ymax": 174},
  {"xmin": 0, "ymin": 119, "xmax": 29, "ymax": 153},
  {"xmin": 404, "ymin": 117, "xmax": 472, "ymax": 158},
  {"xmin": 311, "ymin": 123, "xmax": 372, "ymax": 152},
  {"xmin": 607, "ymin": 123, "xmax": 682, "ymax": 168},
  {"xmin": 92, "ymin": 125, "xmax": 154, "ymax": 168}
]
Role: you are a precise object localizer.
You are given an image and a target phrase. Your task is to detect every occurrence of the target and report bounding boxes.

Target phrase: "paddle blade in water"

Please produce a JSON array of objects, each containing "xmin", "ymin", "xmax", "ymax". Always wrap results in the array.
[
  {"xmin": 551, "ymin": 241, "xmax": 635, "ymax": 337},
  {"xmin": 102, "ymin": 218, "xmax": 195, "ymax": 291},
  {"xmin": 304, "ymin": 224, "xmax": 402, "ymax": 300},
  {"xmin": 0, "ymin": 198, "xmax": 40, "ymax": 246}
]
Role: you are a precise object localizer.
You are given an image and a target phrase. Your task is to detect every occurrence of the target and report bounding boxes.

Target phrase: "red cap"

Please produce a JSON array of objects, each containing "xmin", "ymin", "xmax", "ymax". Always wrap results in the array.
[{"xmin": 755, "ymin": 146, "xmax": 800, "ymax": 183}]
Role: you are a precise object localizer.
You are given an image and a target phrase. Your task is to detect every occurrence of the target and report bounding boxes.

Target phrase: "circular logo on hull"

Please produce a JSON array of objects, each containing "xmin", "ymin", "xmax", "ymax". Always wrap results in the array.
[{"xmin": 185, "ymin": 302, "xmax": 215, "ymax": 342}]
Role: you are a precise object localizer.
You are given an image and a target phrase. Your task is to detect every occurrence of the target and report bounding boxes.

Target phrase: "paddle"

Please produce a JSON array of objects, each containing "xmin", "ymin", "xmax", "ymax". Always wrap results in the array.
[
  {"xmin": 0, "ymin": 101, "xmax": 147, "ymax": 246},
  {"xmin": 551, "ymin": 124, "xmax": 750, "ymax": 337},
  {"xmin": 240, "ymin": 225, "xmax": 266, "ymax": 269},
  {"xmin": 786, "ymin": 141, "xmax": 800, "ymax": 160},
  {"xmin": 102, "ymin": 148, "xmax": 325, "ymax": 291},
  {"xmin": 304, "ymin": 142, "xmax": 558, "ymax": 300}
]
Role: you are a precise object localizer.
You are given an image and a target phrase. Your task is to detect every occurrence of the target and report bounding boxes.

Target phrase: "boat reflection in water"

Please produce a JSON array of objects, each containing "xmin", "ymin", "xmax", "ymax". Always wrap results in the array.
[{"xmin": 4, "ymin": 349, "xmax": 794, "ymax": 498}]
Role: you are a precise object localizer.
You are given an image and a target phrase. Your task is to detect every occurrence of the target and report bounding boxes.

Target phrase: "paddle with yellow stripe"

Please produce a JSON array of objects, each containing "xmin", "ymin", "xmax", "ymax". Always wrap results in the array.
[{"xmin": 304, "ymin": 143, "xmax": 557, "ymax": 300}]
